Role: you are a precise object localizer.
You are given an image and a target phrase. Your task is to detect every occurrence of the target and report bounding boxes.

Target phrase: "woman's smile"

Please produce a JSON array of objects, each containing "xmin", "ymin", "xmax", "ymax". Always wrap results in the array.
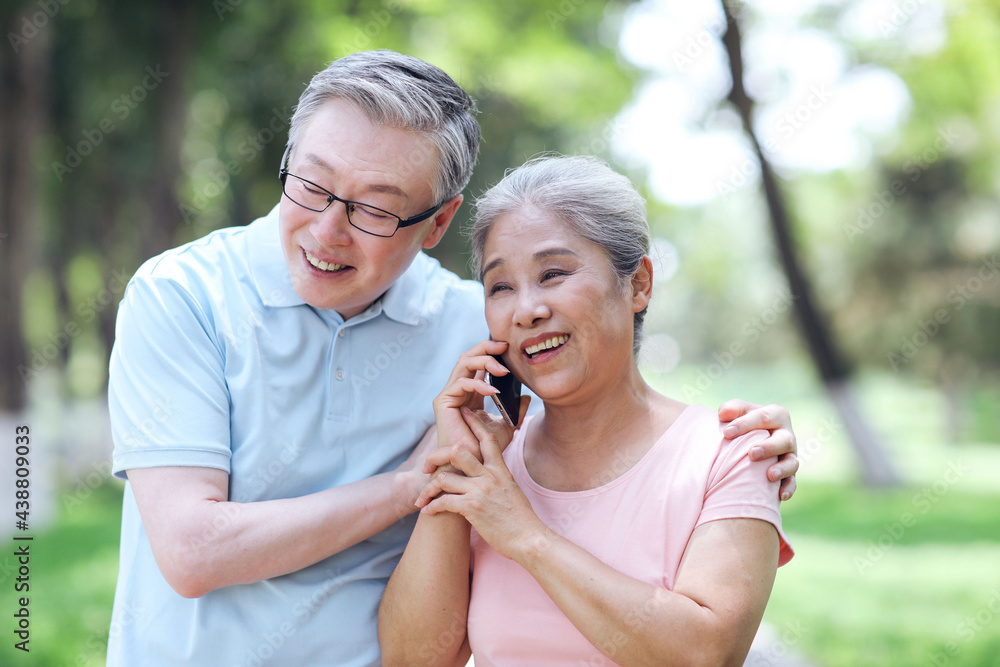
[{"xmin": 521, "ymin": 333, "xmax": 571, "ymax": 361}]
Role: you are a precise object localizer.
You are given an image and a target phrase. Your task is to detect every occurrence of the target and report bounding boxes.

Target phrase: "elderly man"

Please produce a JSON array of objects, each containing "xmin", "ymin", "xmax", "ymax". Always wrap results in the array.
[{"xmin": 107, "ymin": 50, "xmax": 798, "ymax": 666}]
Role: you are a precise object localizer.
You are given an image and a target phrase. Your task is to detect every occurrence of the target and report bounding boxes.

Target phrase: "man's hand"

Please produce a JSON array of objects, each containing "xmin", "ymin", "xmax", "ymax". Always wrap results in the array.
[
  {"xmin": 392, "ymin": 425, "xmax": 440, "ymax": 513},
  {"xmin": 718, "ymin": 400, "xmax": 798, "ymax": 501}
]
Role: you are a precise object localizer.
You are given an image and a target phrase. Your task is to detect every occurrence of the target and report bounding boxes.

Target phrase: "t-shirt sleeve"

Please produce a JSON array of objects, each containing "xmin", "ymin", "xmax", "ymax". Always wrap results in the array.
[
  {"xmin": 109, "ymin": 274, "xmax": 232, "ymax": 480},
  {"xmin": 696, "ymin": 429, "xmax": 794, "ymax": 566}
]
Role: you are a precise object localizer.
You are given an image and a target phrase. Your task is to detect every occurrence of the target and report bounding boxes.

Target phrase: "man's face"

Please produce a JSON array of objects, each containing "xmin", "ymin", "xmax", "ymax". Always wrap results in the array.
[{"xmin": 278, "ymin": 98, "xmax": 461, "ymax": 318}]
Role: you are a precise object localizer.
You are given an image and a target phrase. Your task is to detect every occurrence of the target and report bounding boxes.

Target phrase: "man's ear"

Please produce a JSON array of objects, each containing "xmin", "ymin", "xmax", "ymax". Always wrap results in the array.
[
  {"xmin": 421, "ymin": 194, "xmax": 463, "ymax": 250},
  {"xmin": 631, "ymin": 255, "xmax": 653, "ymax": 312}
]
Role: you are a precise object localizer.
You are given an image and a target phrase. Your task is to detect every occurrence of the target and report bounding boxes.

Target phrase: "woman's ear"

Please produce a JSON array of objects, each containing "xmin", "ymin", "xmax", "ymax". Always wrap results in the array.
[{"xmin": 631, "ymin": 255, "xmax": 653, "ymax": 313}]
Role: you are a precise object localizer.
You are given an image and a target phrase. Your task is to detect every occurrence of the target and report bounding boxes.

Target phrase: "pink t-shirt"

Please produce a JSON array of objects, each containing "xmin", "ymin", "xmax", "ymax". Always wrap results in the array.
[{"xmin": 467, "ymin": 405, "xmax": 794, "ymax": 666}]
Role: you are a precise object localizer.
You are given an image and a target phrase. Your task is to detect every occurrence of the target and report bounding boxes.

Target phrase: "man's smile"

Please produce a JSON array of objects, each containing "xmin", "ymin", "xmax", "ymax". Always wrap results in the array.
[{"xmin": 303, "ymin": 248, "xmax": 351, "ymax": 273}]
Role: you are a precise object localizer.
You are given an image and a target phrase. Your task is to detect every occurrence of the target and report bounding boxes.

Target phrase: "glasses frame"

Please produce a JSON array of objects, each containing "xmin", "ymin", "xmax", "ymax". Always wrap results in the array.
[{"xmin": 278, "ymin": 146, "xmax": 443, "ymax": 238}]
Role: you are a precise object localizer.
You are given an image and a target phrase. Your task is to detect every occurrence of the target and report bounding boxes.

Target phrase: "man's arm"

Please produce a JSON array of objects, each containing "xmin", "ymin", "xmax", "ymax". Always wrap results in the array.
[{"xmin": 128, "ymin": 428, "xmax": 434, "ymax": 599}]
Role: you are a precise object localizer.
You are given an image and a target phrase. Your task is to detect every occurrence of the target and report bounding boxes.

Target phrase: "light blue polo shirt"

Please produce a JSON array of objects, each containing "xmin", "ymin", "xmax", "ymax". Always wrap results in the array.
[{"xmin": 107, "ymin": 205, "xmax": 488, "ymax": 666}]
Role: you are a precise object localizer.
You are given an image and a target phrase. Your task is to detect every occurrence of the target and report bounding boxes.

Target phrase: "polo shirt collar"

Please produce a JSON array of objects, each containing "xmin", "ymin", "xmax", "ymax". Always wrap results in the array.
[
  {"xmin": 248, "ymin": 203, "xmax": 427, "ymax": 325},
  {"xmin": 247, "ymin": 205, "xmax": 305, "ymax": 308},
  {"xmin": 379, "ymin": 253, "xmax": 427, "ymax": 326}
]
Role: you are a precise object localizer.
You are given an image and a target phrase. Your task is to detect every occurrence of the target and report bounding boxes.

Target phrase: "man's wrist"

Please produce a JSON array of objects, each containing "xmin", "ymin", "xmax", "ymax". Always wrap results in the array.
[{"xmin": 392, "ymin": 469, "xmax": 425, "ymax": 517}]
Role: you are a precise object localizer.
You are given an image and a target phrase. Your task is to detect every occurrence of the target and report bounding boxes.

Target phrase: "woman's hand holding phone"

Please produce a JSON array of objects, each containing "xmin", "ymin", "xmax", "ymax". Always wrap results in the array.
[
  {"xmin": 426, "ymin": 340, "xmax": 529, "ymax": 479},
  {"xmin": 416, "ymin": 406, "xmax": 542, "ymax": 561}
]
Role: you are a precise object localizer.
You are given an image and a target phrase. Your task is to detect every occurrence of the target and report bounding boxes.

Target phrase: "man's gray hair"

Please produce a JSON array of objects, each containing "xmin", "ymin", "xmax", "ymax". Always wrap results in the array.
[
  {"xmin": 286, "ymin": 50, "xmax": 480, "ymax": 202},
  {"xmin": 470, "ymin": 154, "xmax": 651, "ymax": 355}
]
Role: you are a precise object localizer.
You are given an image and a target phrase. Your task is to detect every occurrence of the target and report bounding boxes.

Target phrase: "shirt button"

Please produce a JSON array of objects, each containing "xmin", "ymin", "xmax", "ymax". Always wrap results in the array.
[
  {"xmin": 338, "ymin": 329, "xmax": 346, "ymax": 338},
  {"xmin": 335, "ymin": 369, "xmax": 345, "ymax": 381}
]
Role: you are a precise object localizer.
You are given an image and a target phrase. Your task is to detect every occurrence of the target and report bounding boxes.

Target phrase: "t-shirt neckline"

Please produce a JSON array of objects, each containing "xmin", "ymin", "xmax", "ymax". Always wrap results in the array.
[{"xmin": 513, "ymin": 404, "xmax": 696, "ymax": 499}]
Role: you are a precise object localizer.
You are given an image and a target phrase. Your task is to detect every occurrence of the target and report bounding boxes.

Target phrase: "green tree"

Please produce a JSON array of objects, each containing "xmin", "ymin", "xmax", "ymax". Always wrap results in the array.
[{"xmin": 0, "ymin": 0, "xmax": 639, "ymax": 411}]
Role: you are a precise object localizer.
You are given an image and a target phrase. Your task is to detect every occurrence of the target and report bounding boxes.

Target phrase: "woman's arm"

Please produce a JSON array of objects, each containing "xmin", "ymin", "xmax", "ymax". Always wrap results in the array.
[
  {"xmin": 514, "ymin": 518, "xmax": 778, "ymax": 667},
  {"xmin": 378, "ymin": 340, "xmax": 526, "ymax": 666},
  {"xmin": 378, "ymin": 511, "xmax": 473, "ymax": 667},
  {"xmin": 419, "ymin": 415, "xmax": 780, "ymax": 667}
]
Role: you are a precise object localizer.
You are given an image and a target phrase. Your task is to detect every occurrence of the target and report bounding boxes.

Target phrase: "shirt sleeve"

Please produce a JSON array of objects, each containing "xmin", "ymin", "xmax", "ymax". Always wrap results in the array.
[
  {"xmin": 109, "ymin": 274, "xmax": 232, "ymax": 480},
  {"xmin": 696, "ymin": 430, "xmax": 794, "ymax": 566}
]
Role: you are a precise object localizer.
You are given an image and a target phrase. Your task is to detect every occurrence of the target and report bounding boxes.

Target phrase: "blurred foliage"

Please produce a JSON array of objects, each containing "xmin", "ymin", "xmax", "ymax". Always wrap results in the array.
[
  {"xmin": 3, "ymin": 0, "xmax": 998, "ymax": 439},
  {"xmin": 6, "ymin": 0, "xmax": 639, "ymax": 407},
  {"xmin": 3, "ymin": 2, "xmax": 999, "ymax": 664},
  {"xmin": 636, "ymin": 1, "xmax": 1000, "ymax": 445}
]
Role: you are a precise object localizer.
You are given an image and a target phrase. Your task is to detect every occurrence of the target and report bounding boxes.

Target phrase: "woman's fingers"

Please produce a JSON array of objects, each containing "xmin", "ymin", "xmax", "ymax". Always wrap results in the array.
[
  {"xmin": 420, "ymin": 492, "xmax": 466, "ymax": 517},
  {"xmin": 416, "ymin": 470, "xmax": 473, "ymax": 508},
  {"xmin": 445, "ymin": 340, "xmax": 511, "ymax": 385},
  {"xmin": 462, "ymin": 407, "xmax": 506, "ymax": 467},
  {"xmin": 420, "ymin": 443, "xmax": 486, "ymax": 479},
  {"xmin": 423, "ymin": 446, "xmax": 459, "ymax": 474},
  {"xmin": 437, "ymin": 377, "xmax": 498, "ymax": 408}
]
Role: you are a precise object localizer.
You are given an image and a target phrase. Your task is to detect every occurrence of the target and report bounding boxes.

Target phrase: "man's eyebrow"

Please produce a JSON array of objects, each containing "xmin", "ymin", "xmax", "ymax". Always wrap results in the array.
[
  {"xmin": 302, "ymin": 153, "xmax": 334, "ymax": 171},
  {"xmin": 480, "ymin": 248, "xmax": 578, "ymax": 281},
  {"xmin": 300, "ymin": 153, "xmax": 407, "ymax": 199}
]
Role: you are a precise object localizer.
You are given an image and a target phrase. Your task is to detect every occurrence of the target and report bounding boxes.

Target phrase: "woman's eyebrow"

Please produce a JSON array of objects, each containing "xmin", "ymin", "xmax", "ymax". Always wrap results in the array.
[
  {"xmin": 533, "ymin": 248, "xmax": 578, "ymax": 261},
  {"xmin": 481, "ymin": 257, "xmax": 504, "ymax": 281}
]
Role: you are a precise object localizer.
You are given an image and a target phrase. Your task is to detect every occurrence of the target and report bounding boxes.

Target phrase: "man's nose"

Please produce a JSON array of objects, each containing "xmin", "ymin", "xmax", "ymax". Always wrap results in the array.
[{"xmin": 310, "ymin": 200, "xmax": 353, "ymax": 246}]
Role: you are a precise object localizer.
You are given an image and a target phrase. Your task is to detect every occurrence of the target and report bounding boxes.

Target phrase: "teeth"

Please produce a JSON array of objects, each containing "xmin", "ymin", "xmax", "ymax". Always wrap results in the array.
[
  {"xmin": 526, "ymin": 335, "xmax": 568, "ymax": 357},
  {"xmin": 305, "ymin": 250, "xmax": 347, "ymax": 273}
]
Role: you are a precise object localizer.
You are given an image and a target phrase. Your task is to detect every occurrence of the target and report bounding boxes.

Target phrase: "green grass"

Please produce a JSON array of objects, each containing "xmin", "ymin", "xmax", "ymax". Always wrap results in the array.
[
  {"xmin": 765, "ymin": 482, "xmax": 1000, "ymax": 667},
  {"xmin": 0, "ymin": 482, "xmax": 123, "ymax": 667}
]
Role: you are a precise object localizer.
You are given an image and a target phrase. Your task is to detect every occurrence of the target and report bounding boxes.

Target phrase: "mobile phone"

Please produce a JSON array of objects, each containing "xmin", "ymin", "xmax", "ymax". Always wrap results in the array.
[{"xmin": 486, "ymin": 354, "xmax": 522, "ymax": 428}]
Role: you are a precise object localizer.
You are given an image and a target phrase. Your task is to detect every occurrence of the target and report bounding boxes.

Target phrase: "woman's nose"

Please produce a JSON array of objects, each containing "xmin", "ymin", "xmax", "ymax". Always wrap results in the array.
[{"xmin": 512, "ymin": 289, "xmax": 551, "ymax": 328}]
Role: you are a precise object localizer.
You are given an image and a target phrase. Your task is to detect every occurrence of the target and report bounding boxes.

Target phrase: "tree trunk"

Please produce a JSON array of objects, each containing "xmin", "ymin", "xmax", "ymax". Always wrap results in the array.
[
  {"xmin": 141, "ymin": 0, "xmax": 195, "ymax": 260},
  {"xmin": 0, "ymin": 5, "xmax": 51, "ymax": 411},
  {"xmin": 720, "ymin": 0, "xmax": 901, "ymax": 486}
]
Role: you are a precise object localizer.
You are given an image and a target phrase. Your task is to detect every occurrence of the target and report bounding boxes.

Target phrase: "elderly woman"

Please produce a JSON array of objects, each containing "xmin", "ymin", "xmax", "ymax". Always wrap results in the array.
[{"xmin": 378, "ymin": 155, "xmax": 794, "ymax": 666}]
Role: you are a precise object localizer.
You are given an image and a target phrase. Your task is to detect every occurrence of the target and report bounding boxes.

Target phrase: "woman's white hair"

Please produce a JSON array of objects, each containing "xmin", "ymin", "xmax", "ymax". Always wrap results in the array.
[
  {"xmin": 286, "ymin": 50, "xmax": 480, "ymax": 202},
  {"xmin": 470, "ymin": 154, "xmax": 651, "ymax": 355}
]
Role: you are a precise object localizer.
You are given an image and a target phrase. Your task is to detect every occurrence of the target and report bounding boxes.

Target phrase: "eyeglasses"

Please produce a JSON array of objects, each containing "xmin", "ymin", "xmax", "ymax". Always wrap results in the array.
[{"xmin": 278, "ymin": 149, "xmax": 443, "ymax": 238}]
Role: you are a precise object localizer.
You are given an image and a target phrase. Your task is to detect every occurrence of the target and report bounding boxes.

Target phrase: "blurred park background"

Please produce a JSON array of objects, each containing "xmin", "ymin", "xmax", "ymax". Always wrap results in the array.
[{"xmin": 1, "ymin": 0, "xmax": 999, "ymax": 665}]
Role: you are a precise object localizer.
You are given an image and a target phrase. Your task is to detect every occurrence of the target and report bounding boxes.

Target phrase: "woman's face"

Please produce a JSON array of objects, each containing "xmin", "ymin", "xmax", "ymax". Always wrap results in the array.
[{"xmin": 481, "ymin": 206, "xmax": 647, "ymax": 405}]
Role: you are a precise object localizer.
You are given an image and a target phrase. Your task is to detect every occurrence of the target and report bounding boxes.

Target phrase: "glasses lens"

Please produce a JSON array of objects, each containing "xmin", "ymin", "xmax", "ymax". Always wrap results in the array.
[
  {"xmin": 347, "ymin": 202, "xmax": 400, "ymax": 237},
  {"xmin": 285, "ymin": 175, "xmax": 330, "ymax": 212}
]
